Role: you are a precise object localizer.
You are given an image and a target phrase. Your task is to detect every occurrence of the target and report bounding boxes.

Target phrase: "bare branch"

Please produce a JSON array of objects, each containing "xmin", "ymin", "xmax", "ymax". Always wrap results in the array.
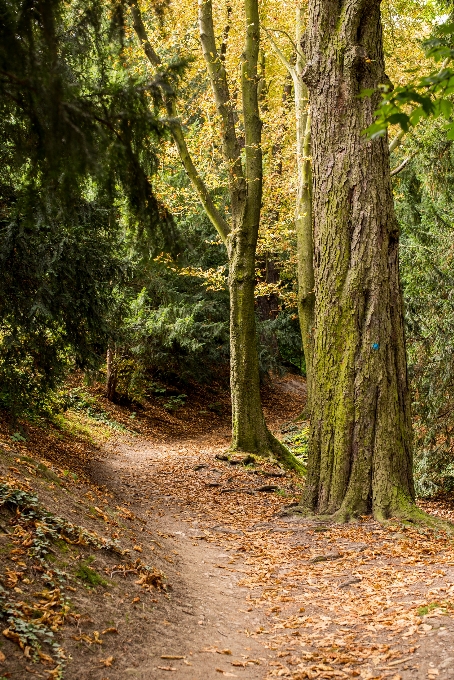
[
  {"xmin": 263, "ymin": 26, "xmax": 296, "ymax": 82},
  {"xmin": 127, "ymin": 0, "xmax": 230, "ymax": 245},
  {"xmin": 166, "ymin": 101, "xmax": 230, "ymax": 243},
  {"xmin": 128, "ymin": 0, "xmax": 161, "ymax": 66},
  {"xmin": 389, "ymin": 127, "xmax": 405, "ymax": 153},
  {"xmin": 390, "ymin": 153, "xmax": 416, "ymax": 177}
]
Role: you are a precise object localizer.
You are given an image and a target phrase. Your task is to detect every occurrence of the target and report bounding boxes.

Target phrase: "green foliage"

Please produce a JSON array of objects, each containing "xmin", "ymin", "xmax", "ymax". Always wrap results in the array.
[
  {"xmin": 395, "ymin": 119, "xmax": 454, "ymax": 495},
  {"xmin": 63, "ymin": 388, "xmax": 126, "ymax": 430},
  {"xmin": 0, "ymin": 0, "xmax": 179, "ymax": 414},
  {"xmin": 258, "ymin": 311, "xmax": 306, "ymax": 377},
  {"xmin": 10, "ymin": 432, "xmax": 27, "ymax": 443},
  {"xmin": 282, "ymin": 425, "xmax": 309, "ymax": 468},
  {"xmin": 368, "ymin": 15, "xmax": 454, "ymax": 139},
  {"xmin": 163, "ymin": 394, "xmax": 187, "ymax": 410}
]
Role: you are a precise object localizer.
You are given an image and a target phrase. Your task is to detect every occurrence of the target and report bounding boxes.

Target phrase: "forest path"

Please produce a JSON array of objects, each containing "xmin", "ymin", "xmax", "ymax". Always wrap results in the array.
[{"xmin": 89, "ymin": 383, "xmax": 454, "ymax": 680}]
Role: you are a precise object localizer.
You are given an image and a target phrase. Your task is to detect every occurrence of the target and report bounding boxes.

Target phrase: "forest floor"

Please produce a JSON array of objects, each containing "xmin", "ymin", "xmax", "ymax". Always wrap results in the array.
[{"xmin": 1, "ymin": 375, "xmax": 454, "ymax": 680}]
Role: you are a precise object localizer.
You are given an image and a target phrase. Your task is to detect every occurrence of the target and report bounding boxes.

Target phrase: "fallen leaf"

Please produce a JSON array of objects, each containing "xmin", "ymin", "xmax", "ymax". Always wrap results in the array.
[
  {"xmin": 94, "ymin": 506, "xmax": 109, "ymax": 521},
  {"xmin": 101, "ymin": 627, "xmax": 118, "ymax": 635},
  {"xmin": 161, "ymin": 655, "xmax": 185, "ymax": 660},
  {"xmin": 133, "ymin": 545, "xmax": 142, "ymax": 552},
  {"xmin": 0, "ymin": 651, "xmax": 5, "ymax": 662},
  {"xmin": 100, "ymin": 656, "xmax": 114, "ymax": 667},
  {"xmin": 157, "ymin": 666, "xmax": 176, "ymax": 671},
  {"xmin": 38, "ymin": 650, "xmax": 54, "ymax": 665},
  {"xmin": 3, "ymin": 628, "xmax": 22, "ymax": 647}
]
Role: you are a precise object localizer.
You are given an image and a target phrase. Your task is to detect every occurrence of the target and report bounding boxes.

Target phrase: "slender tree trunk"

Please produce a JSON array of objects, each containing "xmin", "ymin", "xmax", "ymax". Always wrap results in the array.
[
  {"xmin": 229, "ymin": 224, "xmax": 269, "ymax": 451},
  {"xmin": 129, "ymin": 0, "xmax": 304, "ymax": 471},
  {"xmin": 106, "ymin": 346, "xmax": 117, "ymax": 402},
  {"xmin": 294, "ymin": 8, "xmax": 314, "ymax": 399},
  {"xmin": 299, "ymin": 0, "xmax": 415, "ymax": 520},
  {"xmin": 197, "ymin": 0, "xmax": 303, "ymax": 470},
  {"xmin": 266, "ymin": 6, "xmax": 315, "ymax": 402}
]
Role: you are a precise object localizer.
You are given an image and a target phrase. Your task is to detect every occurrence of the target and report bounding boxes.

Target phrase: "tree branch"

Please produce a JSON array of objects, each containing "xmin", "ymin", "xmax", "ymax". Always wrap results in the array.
[
  {"xmin": 198, "ymin": 0, "xmax": 245, "ymax": 193},
  {"xmin": 127, "ymin": 0, "xmax": 230, "ymax": 245},
  {"xmin": 242, "ymin": 0, "xmax": 262, "ymax": 226},
  {"xmin": 128, "ymin": 0, "xmax": 161, "ymax": 66},
  {"xmin": 390, "ymin": 153, "xmax": 416, "ymax": 177},
  {"xmin": 263, "ymin": 26, "xmax": 296, "ymax": 83},
  {"xmin": 389, "ymin": 127, "xmax": 405, "ymax": 153}
]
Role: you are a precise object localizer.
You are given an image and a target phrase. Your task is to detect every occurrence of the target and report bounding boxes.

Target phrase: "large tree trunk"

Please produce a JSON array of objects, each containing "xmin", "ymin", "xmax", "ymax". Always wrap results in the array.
[{"xmin": 299, "ymin": 0, "xmax": 415, "ymax": 520}]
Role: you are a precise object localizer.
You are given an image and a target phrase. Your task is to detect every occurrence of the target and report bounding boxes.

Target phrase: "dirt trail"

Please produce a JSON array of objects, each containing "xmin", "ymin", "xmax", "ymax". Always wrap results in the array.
[
  {"xmin": 91, "ymin": 422, "xmax": 454, "ymax": 680},
  {"xmin": 92, "ymin": 433, "xmax": 272, "ymax": 679}
]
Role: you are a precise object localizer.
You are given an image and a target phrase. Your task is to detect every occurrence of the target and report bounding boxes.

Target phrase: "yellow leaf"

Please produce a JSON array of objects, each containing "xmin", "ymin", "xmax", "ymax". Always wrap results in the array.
[{"xmin": 100, "ymin": 656, "xmax": 115, "ymax": 667}]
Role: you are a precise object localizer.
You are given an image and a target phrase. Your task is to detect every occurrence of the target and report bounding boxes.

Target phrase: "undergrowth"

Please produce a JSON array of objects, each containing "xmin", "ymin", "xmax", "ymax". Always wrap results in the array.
[{"xmin": 282, "ymin": 424, "xmax": 309, "ymax": 469}]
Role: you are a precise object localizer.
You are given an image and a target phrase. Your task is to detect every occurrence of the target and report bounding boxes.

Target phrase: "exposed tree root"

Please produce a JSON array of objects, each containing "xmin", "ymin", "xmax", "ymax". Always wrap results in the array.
[
  {"xmin": 374, "ymin": 499, "xmax": 454, "ymax": 534},
  {"xmin": 228, "ymin": 433, "xmax": 306, "ymax": 476},
  {"xmin": 281, "ymin": 497, "xmax": 454, "ymax": 533},
  {"xmin": 267, "ymin": 433, "xmax": 306, "ymax": 476}
]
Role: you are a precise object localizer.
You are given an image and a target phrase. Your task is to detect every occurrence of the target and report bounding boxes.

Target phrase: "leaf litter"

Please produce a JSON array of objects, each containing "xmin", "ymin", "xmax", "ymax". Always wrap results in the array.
[
  {"xmin": 133, "ymin": 435, "xmax": 454, "ymax": 679},
  {"xmin": 1, "ymin": 375, "xmax": 454, "ymax": 678}
]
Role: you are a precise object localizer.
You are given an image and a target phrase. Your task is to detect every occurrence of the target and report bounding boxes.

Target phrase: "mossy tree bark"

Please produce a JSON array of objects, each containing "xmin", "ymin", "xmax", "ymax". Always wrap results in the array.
[
  {"xmin": 129, "ymin": 0, "xmax": 303, "ymax": 471},
  {"xmin": 199, "ymin": 0, "xmax": 302, "ymax": 469},
  {"xmin": 299, "ymin": 0, "xmax": 416, "ymax": 520}
]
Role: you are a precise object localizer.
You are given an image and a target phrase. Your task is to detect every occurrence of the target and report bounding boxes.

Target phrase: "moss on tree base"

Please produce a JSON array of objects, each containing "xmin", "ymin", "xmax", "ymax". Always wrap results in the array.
[
  {"xmin": 284, "ymin": 497, "xmax": 454, "ymax": 533},
  {"xmin": 228, "ymin": 432, "xmax": 306, "ymax": 476}
]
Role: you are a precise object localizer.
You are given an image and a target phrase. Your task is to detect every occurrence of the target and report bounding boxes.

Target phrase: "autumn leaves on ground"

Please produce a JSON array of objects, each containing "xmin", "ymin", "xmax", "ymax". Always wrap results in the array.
[{"xmin": 0, "ymin": 377, "xmax": 453, "ymax": 680}]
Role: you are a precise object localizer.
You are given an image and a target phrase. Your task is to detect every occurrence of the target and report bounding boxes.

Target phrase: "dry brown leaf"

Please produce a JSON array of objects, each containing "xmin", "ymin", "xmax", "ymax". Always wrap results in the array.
[
  {"xmin": 38, "ymin": 650, "xmax": 54, "ymax": 665},
  {"xmin": 100, "ymin": 656, "xmax": 114, "ymax": 667},
  {"xmin": 3, "ymin": 628, "xmax": 23, "ymax": 648},
  {"xmin": 0, "ymin": 650, "xmax": 5, "ymax": 662}
]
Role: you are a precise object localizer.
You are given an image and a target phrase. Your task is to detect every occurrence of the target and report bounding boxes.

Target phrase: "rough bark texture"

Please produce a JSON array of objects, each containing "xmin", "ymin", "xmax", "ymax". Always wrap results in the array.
[{"xmin": 299, "ymin": 0, "xmax": 415, "ymax": 520}]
